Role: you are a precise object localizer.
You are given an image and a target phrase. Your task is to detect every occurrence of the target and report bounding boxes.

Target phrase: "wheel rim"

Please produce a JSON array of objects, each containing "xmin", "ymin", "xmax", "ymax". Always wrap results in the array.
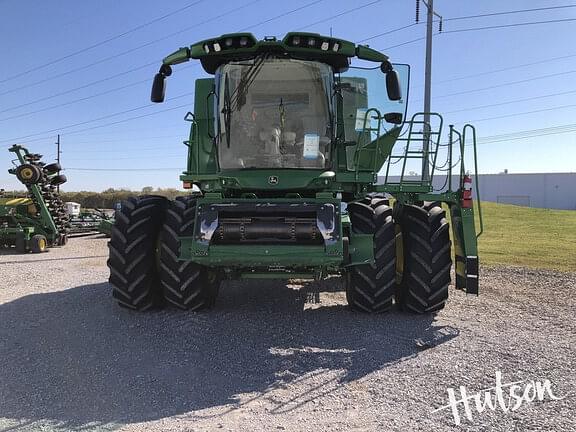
[{"xmin": 20, "ymin": 168, "xmax": 34, "ymax": 180}]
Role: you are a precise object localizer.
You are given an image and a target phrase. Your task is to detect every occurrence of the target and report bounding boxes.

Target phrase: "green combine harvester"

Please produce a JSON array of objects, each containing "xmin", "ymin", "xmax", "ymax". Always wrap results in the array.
[
  {"xmin": 108, "ymin": 32, "xmax": 482, "ymax": 313},
  {"xmin": 0, "ymin": 145, "xmax": 70, "ymax": 253}
]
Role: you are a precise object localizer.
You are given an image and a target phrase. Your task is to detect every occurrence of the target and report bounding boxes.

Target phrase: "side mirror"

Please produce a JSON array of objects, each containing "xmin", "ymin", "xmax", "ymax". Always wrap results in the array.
[
  {"xmin": 384, "ymin": 112, "xmax": 403, "ymax": 125},
  {"xmin": 386, "ymin": 70, "xmax": 402, "ymax": 101},
  {"xmin": 151, "ymin": 73, "xmax": 166, "ymax": 103}
]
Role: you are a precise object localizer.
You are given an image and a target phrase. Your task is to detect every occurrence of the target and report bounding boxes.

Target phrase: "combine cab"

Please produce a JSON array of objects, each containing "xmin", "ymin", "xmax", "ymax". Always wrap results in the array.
[
  {"xmin": 1, "ymin": 145, "xmax": 70, "ymax": 253},
  {"xmin": 108, "ymin": 33, "xmax": 482, "ymax": 313}
]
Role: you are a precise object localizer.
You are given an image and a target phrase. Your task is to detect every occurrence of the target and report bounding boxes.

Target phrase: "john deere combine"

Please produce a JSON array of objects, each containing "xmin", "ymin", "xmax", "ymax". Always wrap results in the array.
[
  {"xmin": 0, "ymin": 145, "xmax": 70, "ymax": 253},
  {"xmin": 108, "ymin": 33, "xmax": 482, "ymax": 313}
]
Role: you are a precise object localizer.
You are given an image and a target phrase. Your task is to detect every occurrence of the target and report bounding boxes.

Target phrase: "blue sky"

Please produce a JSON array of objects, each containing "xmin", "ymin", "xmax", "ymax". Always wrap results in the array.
[{"xmin": 1, "ymin": 0, "xmax": 575, "ymax": 191}]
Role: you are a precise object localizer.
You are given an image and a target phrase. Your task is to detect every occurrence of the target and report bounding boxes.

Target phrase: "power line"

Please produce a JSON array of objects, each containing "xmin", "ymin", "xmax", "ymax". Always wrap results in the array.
[
  {"xmin": 297, "ymin": 0, "xmax": 383, "ymax": 30},
  {"xmin": 0, "ymin": 0, "xmax": 383, "ymax": 121},
  {"xmin": 478, "ymin": 123, "xmax": 576, "ymax": 143},
  {"xmin": 0, "ymin": 93, "xmax": 194, "ymax": 145},
  {"xmin": 412, "ymin": 69, "xmax": 576, "ymax": 103},
  {"xmin": 0, "ymin": 63, "xmax": 157, "ymax": 114},
  {"xmin": 0, "ymin": 0, "xmax": 264, "ymax": 98},
  {"xmin": 380, "ymin": 36, "xmax": 426, "ymax": 51},
  {"xmin": 444, "ymin": 5, "xmax": 576, "ymax": 22},
  {"xmin": 413, "ymin": 52, "xmax": 576, "ymax": 89},
  {"xmin": 461, "ymin": 102, "xmax": 576, "ymax": 124},
  {"xmin": 65, "ymin": 154, "xmax": 184, "ymax": 161},
  {"xmin": 443, "ymin": 88, "xmax": 576, "ymax": 115},
  {"xmin": 237, "ymin": 0, "xmax": 325, "ymax": 31},
  {"xmin": 0, "ymin": 78, "xmax": 150, "ymax": 122},
  {"xmin": 0, "ymin": 0, "xmax": 205, "ymax": 84},
  {"xmin": 364, "ymin": 5, "xmax": 576, "ymax": 46},
  {"xmin": 374, "ymin": 7, "xmax": 576, "ymax": 52},
  {"xmin": 0, "ymin": 0, "xmax": 325, "ymax": 114},
  {"xmin": 478, "ymin": 128, "xmax": 576, "ymax": 145},
  {"xmin": 442, "ymin": 17, "xmax": 576, "ymax": 35},
  {"xmin": 357, "ymin": 23, "xmax": 418, "ymax": 43},
  {"xmin": 471, "ymin": 123, "xmax": 576, "ymax": 146}
]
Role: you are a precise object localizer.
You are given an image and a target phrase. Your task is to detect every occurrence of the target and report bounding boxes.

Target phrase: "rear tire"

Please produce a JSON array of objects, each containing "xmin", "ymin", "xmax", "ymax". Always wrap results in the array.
[
  {"xmin": 395, "ymin": 203, "xmax": 452, "ymax": 313},
  {"xmin": 30, "ymin": 234, "xmax": 47, "ymax": 253},
  {"xmin": 345, "ymin": 199, "xmax": 396, "ymax": 313},
  {"xmin": 107, "ymin": 195, "xmax": 167, "ymax": 311},
  {"xmin": 43, "ymin": 162, "xmax": 61, "ymax": 174},
  {"xmin": 49, "ymin": 174, "xmax": 67, "ymax": 186},
  {"xmin": 159, "ymin": 197, "xmax": 219, "ymax": 310}
]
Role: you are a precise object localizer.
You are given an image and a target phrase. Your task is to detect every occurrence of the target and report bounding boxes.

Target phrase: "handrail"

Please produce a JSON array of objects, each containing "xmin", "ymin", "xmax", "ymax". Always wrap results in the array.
[
  {"xmin": 462, "ymin": 124, "xmax": 484, "ymax": 238},
  {"xmin": 354, "ymin": 107, "xmax": 382, "ymax": 178},
  {"xmin": 385, "ymin": 112, "xmax": 443, "ymax": 189}
]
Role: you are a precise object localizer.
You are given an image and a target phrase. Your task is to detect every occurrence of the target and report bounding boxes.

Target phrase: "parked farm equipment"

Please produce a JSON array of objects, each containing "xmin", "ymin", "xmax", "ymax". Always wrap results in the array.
[
  {"xmin": 66, "ymin": 204, "xmax": 114, "ymax": 236},
  {"xmin": 108, "ymin": 32, "xmax": 482, "ymax": 313},
  {"xmin": 0, "ymin": 145, "xmax": 70, "ymax": 253}
]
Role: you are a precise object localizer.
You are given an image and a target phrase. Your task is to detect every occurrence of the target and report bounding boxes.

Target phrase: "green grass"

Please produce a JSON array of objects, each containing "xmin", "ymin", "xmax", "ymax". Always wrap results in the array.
[{"xmin": 472, "ymin": 202, "xmax": 576, "ymax": 272}]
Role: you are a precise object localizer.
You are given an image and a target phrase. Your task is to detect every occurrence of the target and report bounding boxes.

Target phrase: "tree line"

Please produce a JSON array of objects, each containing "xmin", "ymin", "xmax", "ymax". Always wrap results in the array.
[{"xmin": 2, "ymin": 187, "xmax": 188, "ymax": 209}]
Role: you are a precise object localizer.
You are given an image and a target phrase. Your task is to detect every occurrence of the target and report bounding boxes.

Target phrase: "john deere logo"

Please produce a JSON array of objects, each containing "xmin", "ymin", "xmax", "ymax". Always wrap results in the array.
[{"xmin": 268, "ymin": 176, "xmax": 279, "ymax": 185}]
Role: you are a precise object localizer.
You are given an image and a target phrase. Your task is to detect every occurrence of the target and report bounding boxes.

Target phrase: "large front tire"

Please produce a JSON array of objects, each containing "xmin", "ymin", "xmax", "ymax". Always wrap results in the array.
[
  {"xmin": 395, "ymin": 203, "xmax": 452, "ymax": 313},
  {"xmin": 107, "ymin": 195, "xmax": 167, "ymax": 311},
  {"xmin": 159, "ymin": 197, "xmax": 219, "ymax": 310},
  {"xmin": 345, "ymin": 199, "xmax": 397, "ymax": 313}
]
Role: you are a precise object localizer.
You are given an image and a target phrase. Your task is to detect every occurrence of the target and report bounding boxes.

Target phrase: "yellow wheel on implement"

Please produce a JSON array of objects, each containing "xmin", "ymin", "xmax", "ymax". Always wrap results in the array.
[
  {"xmin": 15, "ymin": 163, "xmax": 42, "ymax": 185},
  {"xmin": 20, "ymin": 167, "xmax": 34, "ymax": 179},
  {"xmin": 30, "ymin": 235, "xmax": 48, "ymax": 253}
]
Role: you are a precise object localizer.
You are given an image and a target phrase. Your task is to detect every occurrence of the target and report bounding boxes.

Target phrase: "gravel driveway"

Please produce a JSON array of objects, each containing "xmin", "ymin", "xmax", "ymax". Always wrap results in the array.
[{"xmin": 1, "ymin": 237, "xmax": 574, "ymax": 431}]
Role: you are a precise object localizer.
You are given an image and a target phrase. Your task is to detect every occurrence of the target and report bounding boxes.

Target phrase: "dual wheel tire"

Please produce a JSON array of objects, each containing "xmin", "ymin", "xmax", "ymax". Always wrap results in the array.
[
  {"xmin": 107, "ymin": 195, "xmax": 218, "ymax": 311},
  {"xmin": 346, "ymin": 199, "xmax": 452, "ymax": 314}
]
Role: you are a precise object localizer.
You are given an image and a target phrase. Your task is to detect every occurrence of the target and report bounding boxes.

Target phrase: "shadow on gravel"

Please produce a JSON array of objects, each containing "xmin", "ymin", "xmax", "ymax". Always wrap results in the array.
[{"xmin": 0, "ymin": 280, "xmax": 459, "ymax": 430}]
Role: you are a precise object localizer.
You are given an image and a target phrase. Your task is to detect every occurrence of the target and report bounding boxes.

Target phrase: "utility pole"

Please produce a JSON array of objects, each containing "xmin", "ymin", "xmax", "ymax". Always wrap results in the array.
[
  {"xmin": 56, "ymin": 134, "xmax": 61, "ymax": 193},
  {"xmin": 416, "ymin": 0, "xmax": 442, "ymax": 181}
]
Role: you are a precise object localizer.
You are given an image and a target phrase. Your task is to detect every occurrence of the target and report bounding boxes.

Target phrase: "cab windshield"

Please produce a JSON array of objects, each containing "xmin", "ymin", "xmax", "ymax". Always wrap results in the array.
[{"xmin": 216, "ymin": 58, "xmax": 333, "ymax": 170}]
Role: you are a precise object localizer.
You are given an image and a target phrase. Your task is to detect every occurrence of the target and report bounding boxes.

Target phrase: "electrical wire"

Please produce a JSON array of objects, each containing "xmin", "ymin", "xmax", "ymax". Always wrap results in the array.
[
  {"xmin": 0, "ymin": 0, "xmax": 267, "ymax": 98},
  {"xmin": 442, "ymin": 88, "xmax": 576, "ymax": 115},
  {"xmin": 0, "ymin": 78, "xmax": 150, "ymax": 122},
  {"xmin": 457, "ymin": 103, "xmax": 576, "ymax": 125},
  {"xmin": 412, "ymin": 69, "xmax": 576, "ymax": 103},
  {"xmin": 0, "ymin": 0, "xmax": 385, "ymax": 123},
  {"xmin": 0, "ymin": 63, "xmax": 159, "ymax": 113},
  {"xmin": 0, "ymin": 94, "xmax": 194, "ymax": 145},
  {"xmin": 442, "ymin": 18, "xmax": 576, "ymax": 35},
  {"xmin": 0, "ymin": 0, "xmax": 324, "ymax": 115},
  {"xmin": 237, "ymin": 0, "xmax": 325, "ymax": 31},
  {"xmin": 444, "ymin": 5, "xmax": 576, "ymax": 22},
  {"xmin": 413, "ymin": 52, "xmax": 576, "ymax": 89},
  {"xmin": 380, "ymin": 37, "xmax": 426, "ymax": 51},
  {"xmin": 296, "ymin": 0, "xmax": 382, "ymax": 30},
  {"xmin": 0, "ymin": 0, "xmax": 206, "ymax": 84}
]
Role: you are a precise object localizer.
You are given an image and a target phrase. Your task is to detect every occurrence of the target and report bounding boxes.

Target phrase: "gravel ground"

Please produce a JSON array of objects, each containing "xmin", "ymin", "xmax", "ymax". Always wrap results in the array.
[{"xmin": 0, "ymin": 236, "xmax": 575, "ymax": 432}]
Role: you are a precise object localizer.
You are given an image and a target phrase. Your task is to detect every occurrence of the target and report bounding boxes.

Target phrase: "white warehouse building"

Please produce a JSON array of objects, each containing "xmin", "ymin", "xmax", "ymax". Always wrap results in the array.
[{"xmin": 379, "ymin": 173, "xmax": 576, "ymax": 210}]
